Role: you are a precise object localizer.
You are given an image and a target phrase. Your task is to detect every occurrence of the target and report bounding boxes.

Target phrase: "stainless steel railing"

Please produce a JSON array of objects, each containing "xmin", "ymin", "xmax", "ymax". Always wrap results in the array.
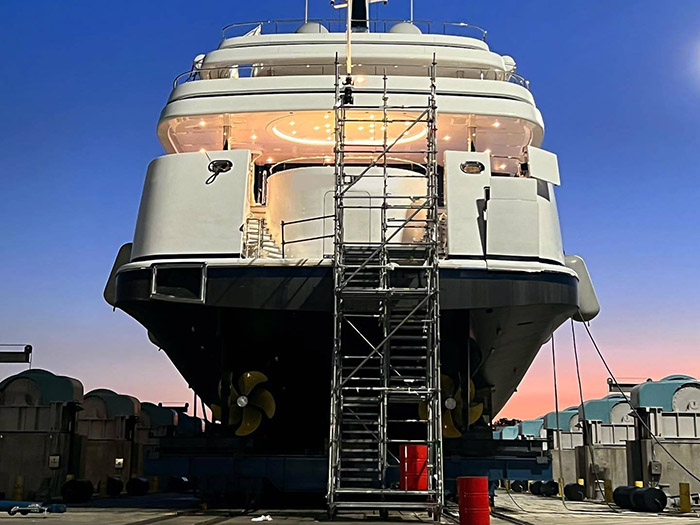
[
  {"xmin": 221, "ymin": 19, "xmax": 487, "ymax": 41},
  {"xmin": 173, "ymin": 63, "xmax": 529, "ymax": 89},
  {"xmin": 280, "ymin": 215, "xmax": 334, "ymax": 258}
]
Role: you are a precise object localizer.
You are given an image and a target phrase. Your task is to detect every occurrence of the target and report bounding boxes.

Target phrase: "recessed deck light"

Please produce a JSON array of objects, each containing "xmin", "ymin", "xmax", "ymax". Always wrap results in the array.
[
  {"xmin": 199, "ymin": 120, "xmax": 206, "ymax": 127},
  {"xmin": 493, "ymin": 121, "xmax": 501, "ymax": 128}
]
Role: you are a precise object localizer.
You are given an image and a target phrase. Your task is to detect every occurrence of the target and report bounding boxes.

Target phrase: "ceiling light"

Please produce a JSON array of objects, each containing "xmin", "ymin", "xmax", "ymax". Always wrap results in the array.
[
  {"xmin": 493, "ymin": 121, "xmax": 501, "ymax": 128},
  {"xmin": 289, "ymin": 121, "xmax": 295, "ymax": 126},
  {"xmin": 355, "ymin": 75, "xmax": 366, "ymax": 84},
  {"xmin": 324, "ymin": 114, "xmax": 330, "ymax": 119},
  {"xmin": 314, "ymin": 126, "xmax": 320, "ymax": 130},
  {"xmin": 199, "ymin": 148, "xmax": 207, "ymax": 153},
  {"xmin": 358, "ymin": 126, "xmax": 364, "ymax": 131},
  {"xmin": 499, "ymin": 164, "xmax": 507, "ymax": 170},
  {"xmin": 443, "ymin": 136, "xmax": 451, "ymax": 141},
  {"xmin": 199, "ymin": 120, "xmax": 206, "ymax": 127},
  {"xmin": 291, "ymin": 130, "xmax": 297, "ymax": 135},
  {"xmin": 484, "ymin": 149, "xmax": 491, "ymax": 155},
  {"xmin": 369, "ymin": 114, "xmax": 375, "ymax": 120},
  {"xmin": 271, "ymin": 125, "xmax": 426, "ymax": 146},
  {"xmin": 266, "ymin": 157, "xmax": 274, "ymax": 162},
  {"xmin": 251, "ymin": 134, "xmax": 257, "ymax": 140}
]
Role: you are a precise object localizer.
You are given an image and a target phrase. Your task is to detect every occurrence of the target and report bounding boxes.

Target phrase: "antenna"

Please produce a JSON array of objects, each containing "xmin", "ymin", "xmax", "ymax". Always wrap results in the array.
[
  {"xmin": 331, "ymin": 0, "xmax": 388, "ymax": 74},
  {"xmin": 410, "ymin": 0, "xmax": 413, "ymax": 21}
]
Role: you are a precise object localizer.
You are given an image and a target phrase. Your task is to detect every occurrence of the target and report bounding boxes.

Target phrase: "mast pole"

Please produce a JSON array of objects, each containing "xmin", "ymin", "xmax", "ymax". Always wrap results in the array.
[
  {"xmin": 346, "ymin": 0, "xmax": 353, "ymax": 75},
  {"xmin": 410, "ymin": 0, "xmax": 413, "ymax": 22},
  {"xmin": 305, "ymin": 0, "xmax": 309, "ymax": 23}
]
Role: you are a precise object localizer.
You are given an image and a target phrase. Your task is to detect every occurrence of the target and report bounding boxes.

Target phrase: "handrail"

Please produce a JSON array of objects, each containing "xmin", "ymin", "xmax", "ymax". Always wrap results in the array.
[
  {"xmin": 221, "ymin": 19, "xmax": 487, "ymax": 41},
  {"xmin": 173, "ymin": 63, "xmax": 529, "ymax": 90},
  {"xmin": 280, "ymin": 215, "xmax": 334, "ymax": 258},
  {"xmin": 268, "ymin": 155, "xmax": 427, "ymax": 175}
]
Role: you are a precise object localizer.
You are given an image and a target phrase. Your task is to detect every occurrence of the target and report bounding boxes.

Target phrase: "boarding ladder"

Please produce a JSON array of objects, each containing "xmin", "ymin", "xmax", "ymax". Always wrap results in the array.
[{"xmin": 327, "ymin": 61, "xmax": 443, "ymax": 518}]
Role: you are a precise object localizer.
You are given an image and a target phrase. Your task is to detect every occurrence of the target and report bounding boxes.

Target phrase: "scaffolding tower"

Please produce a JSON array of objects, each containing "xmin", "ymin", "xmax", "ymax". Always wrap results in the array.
[{"xmin": 327, "ymin": 61, "xmax": 444, "ymax": 518}]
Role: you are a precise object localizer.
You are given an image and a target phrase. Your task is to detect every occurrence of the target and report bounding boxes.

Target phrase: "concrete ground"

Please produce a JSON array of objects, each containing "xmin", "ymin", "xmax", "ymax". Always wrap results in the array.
[
  {"xmin": 2, "ymin": 492, "xmax": 700, "ymax": 524},
  {"xmin": 491, "ymin": 490, "xmax": 700, "ymax": 524},
  {"xmin": 0, "ymin": 508, "xmax": 438, "ymax": 524}
]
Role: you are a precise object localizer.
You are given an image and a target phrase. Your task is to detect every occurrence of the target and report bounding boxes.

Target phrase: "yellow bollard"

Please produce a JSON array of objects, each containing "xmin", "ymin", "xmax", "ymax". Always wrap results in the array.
[
  {"xmin": 604, "ymin": 479, "xmax": 613, "ymax": 503},
  {"xmin": 504, "ymin": 480, "xmax": 511, "ymax": 491},
  {"xmin": 558, "ymin": 478, "xmax": 564, "ymax": 497},
  {"xmin": 12, "ymin": 475, "xmax": 24, "ymax": 501},
  {"xmin": 635, "ymin": 480, "xmax": 644, "ymax": 488},
  {"xmin": 680, "ymin": 482, "xmax": 691, "ymax": 513},
  {"xmin": 577, "ymin": 478, "xmax": 585, "ymax": 486}
]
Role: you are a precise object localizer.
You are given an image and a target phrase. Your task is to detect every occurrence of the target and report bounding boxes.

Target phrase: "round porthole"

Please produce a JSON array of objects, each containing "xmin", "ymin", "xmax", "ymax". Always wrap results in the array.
[{"xmin": 460, "ymin": 161, "xmax": 485, "ymax": 174}]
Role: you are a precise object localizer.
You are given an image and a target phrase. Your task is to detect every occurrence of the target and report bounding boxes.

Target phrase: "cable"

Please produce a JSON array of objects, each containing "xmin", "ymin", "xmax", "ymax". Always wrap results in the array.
[
  {"xmin": 570, "ymin": 319, "xmax": 618, "ymax": 512},
  {"xmin": 578, "ymin": 317, "xmax": 700, "ymax": 485},
  {"xmin": 550, "ymin": 334, "xmax": 612, "ymax": 514},
  {"xmin": 550, "ymin": 333, "xmax": 569, "ymax": 509},
  {"xmin": 498, "ymin": 333, "xmax": 610, "ymax": 517}
]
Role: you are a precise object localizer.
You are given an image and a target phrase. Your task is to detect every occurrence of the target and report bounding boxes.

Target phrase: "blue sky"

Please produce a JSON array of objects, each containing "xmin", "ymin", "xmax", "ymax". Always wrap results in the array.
[{"xmin": 1, "ymin": 1, "xmax": 698, "ymax": 416}]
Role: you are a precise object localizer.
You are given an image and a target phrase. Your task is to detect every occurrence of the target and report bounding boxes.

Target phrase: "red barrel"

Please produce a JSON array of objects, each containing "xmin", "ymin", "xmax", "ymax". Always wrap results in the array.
[
  {"xmin": 457, "ymin": 476, "xmax": 490, "ymax": 525},
  {"xmin": 399, "ymin": 445, "xmax": 428, "ymax": 490}
]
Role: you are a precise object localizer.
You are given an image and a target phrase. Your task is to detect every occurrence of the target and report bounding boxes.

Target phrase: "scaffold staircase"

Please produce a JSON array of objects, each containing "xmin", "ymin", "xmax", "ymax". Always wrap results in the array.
[{"xmin": 327, "ymin": 62, "xmax": 443, "ymax": 519}]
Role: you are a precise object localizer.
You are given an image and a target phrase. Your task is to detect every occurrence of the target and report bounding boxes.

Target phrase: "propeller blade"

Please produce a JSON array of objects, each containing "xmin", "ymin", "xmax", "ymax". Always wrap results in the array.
[
  {"xmin": 469, "ymin": 378, "xmax": 475, "ymax": 402},
  {"xmin": 453, "ymin": 389, "xmax": 464, "ymax": 427},
  {"xmin": 418, "ymin": 401, "xmax": 428, "ymax": 421},
  {"xmin": 210, "ymin": 403, "xmax": 221, "ymax": 422},
  {"xmin": 441, "ymin": 374, "xmax": 455, "ymax": 397},
  {"xmin": 236, "ymin": 407, "xmax": 263, "ymax": 436},
  {"xmin": 442, "ymin": 409, "xmax": 462, "ymax": 438},
  {"xmin": 238, "ymin": 371, "xmax": 268, "ymax": 395},
  {"xmin": 469, "ymin": 402, "xmax": 484, "ymax": 426},
  {"xmin": 249, "ymin": 388, "xmax": 276, "ymax": 418}
]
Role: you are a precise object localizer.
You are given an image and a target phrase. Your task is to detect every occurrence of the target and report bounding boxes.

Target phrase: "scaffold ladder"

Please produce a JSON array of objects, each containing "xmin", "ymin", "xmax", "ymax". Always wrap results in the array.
[{"xmin": 327, "ymin": 60, "xmax": 444, "ymax": 518}]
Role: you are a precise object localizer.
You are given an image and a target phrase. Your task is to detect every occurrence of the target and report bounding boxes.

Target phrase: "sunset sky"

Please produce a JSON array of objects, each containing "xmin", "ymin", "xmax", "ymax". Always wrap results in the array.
[{"xmin": 1, "ymin": 1, "xmax": 699, "ymax": 421}]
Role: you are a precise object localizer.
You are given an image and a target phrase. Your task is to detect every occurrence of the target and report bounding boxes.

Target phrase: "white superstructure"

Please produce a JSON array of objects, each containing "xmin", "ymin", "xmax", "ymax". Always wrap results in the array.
[{"xmin": 105, "ymin": 14, "xmax": 600, "ymax": 474}]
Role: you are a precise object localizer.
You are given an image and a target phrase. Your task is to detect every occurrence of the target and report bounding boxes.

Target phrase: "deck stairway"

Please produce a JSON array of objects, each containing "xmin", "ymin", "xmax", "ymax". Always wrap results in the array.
[
  {"xmin": 327, "ymin": 64, "xmax": 443, "ymax": 519},
  {"xmin": 243, "ymin": 217, "xmax": 283, "ymax": 259}
]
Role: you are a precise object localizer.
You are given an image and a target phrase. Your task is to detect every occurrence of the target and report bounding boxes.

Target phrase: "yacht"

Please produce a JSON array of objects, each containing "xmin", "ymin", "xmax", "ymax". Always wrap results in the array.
[{"xmin": 104, "ymin": 1, "xmax": 599, "ymax": 508}]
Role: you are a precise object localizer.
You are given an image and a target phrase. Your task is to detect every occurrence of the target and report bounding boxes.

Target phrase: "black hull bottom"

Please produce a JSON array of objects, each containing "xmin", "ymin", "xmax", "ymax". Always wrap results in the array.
[{"xmin": 115, "ymin": 265, "xmax": 577, "ymax": 454}]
